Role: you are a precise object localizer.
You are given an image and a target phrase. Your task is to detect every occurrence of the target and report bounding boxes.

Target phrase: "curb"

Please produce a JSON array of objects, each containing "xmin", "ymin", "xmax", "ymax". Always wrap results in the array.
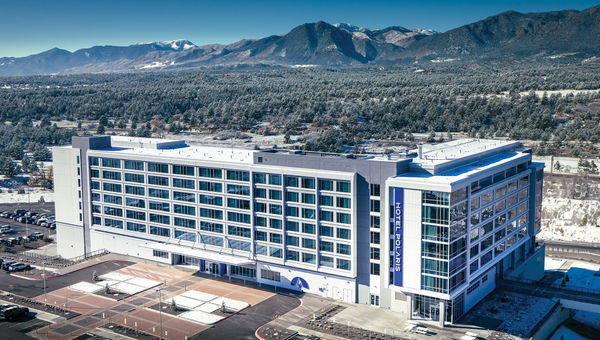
[{"xmin": 254, "ymin": 296, "xmax": 303, "ymax": 340}]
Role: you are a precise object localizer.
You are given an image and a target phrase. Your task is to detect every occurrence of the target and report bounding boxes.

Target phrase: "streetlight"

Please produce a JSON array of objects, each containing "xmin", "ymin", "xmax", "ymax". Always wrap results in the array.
[{"xmin": 157, "ymin": 287, "xmax": 164, "ymax": 340}]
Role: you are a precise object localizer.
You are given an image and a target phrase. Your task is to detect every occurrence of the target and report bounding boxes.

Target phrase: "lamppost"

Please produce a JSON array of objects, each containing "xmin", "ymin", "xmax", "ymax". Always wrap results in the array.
[{"xmin": 157, "ymin": 287, "xmax": 164, "ymax": 340}]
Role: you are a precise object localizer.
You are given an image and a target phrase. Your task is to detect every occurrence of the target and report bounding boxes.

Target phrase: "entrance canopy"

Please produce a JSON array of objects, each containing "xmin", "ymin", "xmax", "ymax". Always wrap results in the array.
[{"xmin": 141, "ymin": 242, "xmax": 255, "ymax": 266}]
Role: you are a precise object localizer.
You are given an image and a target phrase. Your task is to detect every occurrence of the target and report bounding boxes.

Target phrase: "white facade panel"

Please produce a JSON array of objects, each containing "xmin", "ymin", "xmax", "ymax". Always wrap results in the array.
[
  {"xmin": 402, "ymin": 189, "xmax": 422, "ymax": 290},
  {"xmin": 53, "ymin": 147, "xmax": 81, "ymax": 226}
]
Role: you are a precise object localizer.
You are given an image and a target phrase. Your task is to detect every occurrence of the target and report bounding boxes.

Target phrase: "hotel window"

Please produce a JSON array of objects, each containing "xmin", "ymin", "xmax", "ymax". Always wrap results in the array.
[
  {"xmin": 370, "ymin": 231, "xmax": 380, "ymax": 244},
  {"xmin": 320, "ymin": 255, "xmax": 334, "ymax": 267},
  {"xmin": 255, "ymin": 244, "xmax": 267, "ymax": 255},
  {"xmin": 104, "ymin": 206, "xmax": 123, "ymax": 217},
  {"xmin": 227, "ymin": 211, "xmax": 250, "ymax": 224},
  {"xmin": 103, "ymin": 182, "xmax": 122, "ymax": 193},
  {"xmin": 370, "ymin": 215, "xmax": 380, "ymax": 228},
  {"xmin": 269, "ymin": 174, "xmax": 282, "ymax": 185},
  {"xmin": 126, "ymin": 210, "xmax": 146, "ymax": 221},
  {"xmin": 422, "ymin": 191, "xmax": 450, "ymax": 205},
  {"xmin": 91, "ymin": 169, "xmax": 99, "ymax": 178},
  {"xmin": 302, "ymin": 252, "xmax": 316, "ymax": 264},
  {"xmin": 286, "ymin": 235, "xmax": 299, "ymax": 246},
  {"xmin": 370, "ymin": 247, "xmax": 380, "ymax": 260},
  {"xmin": 199, "ymin": 181, "xmax": 222, "ymax": 193},
  {"xmin": 176, "ymin": 230, "xmax": 197, "ymax": 242},
  {"xmin": 228, "ymin": 225, "xmax": 251, "ymax": 238},
  {"xmin": 199, "ymin": 194, "xmax": 223, "ymax": 206},
  {"xmin": 104, "ymin": 194, "xmax": 122, "ymax": 205},
  {"xmin": 270, "ymin": 233, "xmax": 282, "ymax": 244},
  {"xmin": 201, "ymin": 208, "xmax": 224, "ymax": 220},
  {"xmin": 174, "ymin": 204, "xmax": 196, "ymax": 216},
  {"xmin": 337, "ymin": 212, "xmax": 351, "ymax": 224},
  {"xmin": 319, "ymin": 195, "xmax": 333, "ymax": 206},
  {"xmin": 148, "ymin": 188, "xmax": 169, "ymax": 199},
  {"xmin": 227, "ymin": 184, "xmax": 250, "ymax": 196},
  {"xmin": 127, "ymin": 222, "xmax": 146, "ymax": 233},
  {"xmin": 319, "ymin": 225, "xmax": 333, "ymax": 237},
  {"xmin": 370, "ymin": 263, "xmax": 380, "ymax": 276},
  {"xmin": 336, "ymin": 258, "xmax": 351, "ymax": 270},
  {"xmin": 172, "ymin": 165, "xmax": 194, "ymax": 176},
  {"xmin": 255, "ymin": 230, "xmax": 267, "ymax": 241},
  {"xmin": 270, "ymin": 219, "xmax": 282, "ymax": 229},
  {"xmin": 253, "ymin": 173, "xmax": 267, "ymax": 184},
  {"xmin": 285, "ymin": 176, "xmax": 299, "ymax": 187},
  {"xmin": 173, "ymin": 178, "xmax": 195, "ymax": 189},
  {"xmin": 227, "ymin": 198, "xmax": 250, "ymax": 210},
  {"xmin": 227, "ymin": 170, "xmax": 250, "ymax": 182},
  {"xmin": 198, "ymin": 167, "xmax": 222, "ymax": 179},
  {"xmin": 147, "ymin": 162, "xmax": 169, "ymax": 173},
  {"xmin": 254, "ymin": 187, "xmax": 267, "ymax": 198},
  {"xmin": 150, "ymin": 226, "xmax": 171, "ymax": 237},
  {"xmin": 302, "ymin": 238, "xmax": 316, "ymax": 249},
  {"xmin": 337, "ymin": 197, "xmax": 351, "ymax": 209},
  {"xmin": 286, "ymin": 250, "xmax": 299, "ymax": 261},
  {"xmin": 200, "ymin": 221, "xmax": 223, "ymax": 233},
  {"xmin": 153, "ymin": 250, "xmax": 168, "ymax": 259},
  {"xmin": 369, "ymin": 199, "xmax": 379, "ymax": 212},
  {"xmin": 319, "ymin": 179, "xmax": 334, "ymax": 191},
  {"xmin": 126, "ymin": 185, "xmax": 145, "ymax": 196},
  {"xmin": 286, "ymin": 206, "xmax": 299, "ymax": 217},
  {"xmin": 301, "ymin": 193, "xmax": 315, "ymax": 204},
  {"xmin": 173, "ymin": 191, "xmax": 194, "ymax": 202},
  {"xmin": 102, "ymin": 170, "xmax": 121, "ymax": 181},
  {"xmin": 266, "ymin": 204, "xmax": 280, "ymax": 215},
  {"xmin": 149, "ymin": 213, "xmax": 170, "ymax": 225},
  {"xmin": 89, "ymin": 157, "xmax": 99, "ymax": 166},
  {"xmin": 336, "ymin": 181, "xmax": 351, "ymax": 193},
  {"xmin": 337, "ymin": 243, "xmax": 351, "ymax": 255},
  {"xmin": 422, "ymin": 206, "xmax": 449, "ymax": 224},
  {"xmin": 301, "ymin": 177, "xmax": 315, "ymax": 189},
  {"xmin": 270, "ymin": 247, "xmax": 283, "ymax": 258},
  {"xmin": 337, "ymin": 228, "xmax": 351, "ymax": 240},
  {"xmin": 286, "ymin": 191, "xmax": 299, "ymax": 202},
  {"xmin": 125, "ymin": 173, "xmax": 144, "ymax": 183},
  {"xmin": 285, "ymin": 220, "xmax": 299, "ymax": 231},
  {"xmin": 102, "ymin": 158, "xmax": 121, "ymax": 168},
  {"xmin": 302, "ymin": 208, "xmax": 316, "ymax": 219},
  {"xmin": 124, "ymin": 160, "xmax": 144, "ymax": 171},
  {"xmin": 320, "ymin": 240, "xmax": 334, "ymax": 252},
  {"xmin": 302, "ymin": 223, "xmax": 316, "ymax": 234},
  {"xmin": 105, "ymin": 218, "xmax": 123, "ymax": 228},
  {"xmin": 149, "ymin": 201, "xmax": 169, "ymax": 212},
  {"xmin": 148, "ymin": 175, "xmax": 169, "ymax": 186},
  {"xmin": 269, "ymin": 190, "xmax": 282, "ymax": 200},
  {"xmin": 370, "ymin": 183, "xmax": 380, "ymax": 197},
  {"xmin": 254, "ymin": 202, "xmax": 267, "ymax": 213}
]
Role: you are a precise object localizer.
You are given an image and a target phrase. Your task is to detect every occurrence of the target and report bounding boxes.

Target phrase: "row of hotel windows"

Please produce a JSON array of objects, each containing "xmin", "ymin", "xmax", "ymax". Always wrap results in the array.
[
  {"xmin": 94, "ymin": 216, "xmax": 352, "ymax": 270},
  {"xmin": 92, "ymin": 198, "xmax": 352, "ymax": 225},
  {"xmin": 92, "ymin": 184, "xmax": 352, "ymax": 208},
  {"xmin": 90, "ymin": 157, "xmax": 352, "ymax": 192}
]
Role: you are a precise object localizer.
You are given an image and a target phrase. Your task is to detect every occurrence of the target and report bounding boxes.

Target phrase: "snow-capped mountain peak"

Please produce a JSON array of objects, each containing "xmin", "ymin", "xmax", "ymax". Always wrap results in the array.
[
  {"xmin": 333, "ymin": 23, "xmax": 367, "ymax": 33},
  {"xmin": 136, "ymin": 39, "xmax": 196, "ymax": 51}
]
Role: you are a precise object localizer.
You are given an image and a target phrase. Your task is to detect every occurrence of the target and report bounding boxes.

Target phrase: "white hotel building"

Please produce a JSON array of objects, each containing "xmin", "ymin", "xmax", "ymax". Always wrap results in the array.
[{"xmin": 53, "ymin": 136, "xmax": 544, "ymax": 323}]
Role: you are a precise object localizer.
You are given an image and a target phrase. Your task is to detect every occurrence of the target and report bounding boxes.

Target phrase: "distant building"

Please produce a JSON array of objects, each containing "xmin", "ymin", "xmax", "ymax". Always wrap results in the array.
[{"xmin": 53, "ymin": 136, "xmax": 544, "ymax": 323}]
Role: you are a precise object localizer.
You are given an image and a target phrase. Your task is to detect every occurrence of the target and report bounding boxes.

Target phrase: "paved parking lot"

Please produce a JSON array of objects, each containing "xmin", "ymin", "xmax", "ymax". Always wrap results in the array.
[{"xmin": 2, "ymin": 258, "xmax": 302, "ymax": 340}]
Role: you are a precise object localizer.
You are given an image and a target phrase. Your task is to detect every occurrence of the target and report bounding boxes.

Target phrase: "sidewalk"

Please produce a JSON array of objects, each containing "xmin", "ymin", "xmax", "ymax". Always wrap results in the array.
[{"xmin": 11, "ymin": 253, "xmax": 133, "ymax": 280}]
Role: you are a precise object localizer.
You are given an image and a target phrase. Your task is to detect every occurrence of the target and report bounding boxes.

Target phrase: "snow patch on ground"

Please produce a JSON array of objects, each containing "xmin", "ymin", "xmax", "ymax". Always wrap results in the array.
[
  {"xmin": 552, "ymin": 261, "xmax": 600, "ymax": 290},
  {"xmin": 540, "ymin": 197, "xmax": 600, "ymax": 242}
]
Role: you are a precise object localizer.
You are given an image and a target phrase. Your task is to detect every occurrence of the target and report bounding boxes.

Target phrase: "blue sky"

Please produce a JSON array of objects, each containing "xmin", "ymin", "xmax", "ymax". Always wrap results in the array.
[{"xmin": 1, "ymin": 0, "xmax": 598, "ymax": 57}]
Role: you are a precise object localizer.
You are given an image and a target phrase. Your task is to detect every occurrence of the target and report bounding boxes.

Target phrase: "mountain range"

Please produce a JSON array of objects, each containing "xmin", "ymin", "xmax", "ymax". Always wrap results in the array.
[{"xmin": 1, "ymin": 5, "xmax": 599, "ymax": 76}]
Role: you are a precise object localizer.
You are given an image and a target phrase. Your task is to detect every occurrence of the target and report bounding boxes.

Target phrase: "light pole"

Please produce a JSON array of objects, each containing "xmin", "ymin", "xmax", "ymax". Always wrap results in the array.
[
  {"xmin": 157, "ymin": 287, "xmax": 164, "ymax": 340},
  {"xmin": 43, "ymin": 260, "xmax": 47, "ymax": 307}
]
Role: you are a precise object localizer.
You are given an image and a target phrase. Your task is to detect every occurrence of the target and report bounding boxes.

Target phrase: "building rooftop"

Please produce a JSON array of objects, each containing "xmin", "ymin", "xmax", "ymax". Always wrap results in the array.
[{"xmin": 409, "ymin": 139, "xmax": 521, "ymax": 174}]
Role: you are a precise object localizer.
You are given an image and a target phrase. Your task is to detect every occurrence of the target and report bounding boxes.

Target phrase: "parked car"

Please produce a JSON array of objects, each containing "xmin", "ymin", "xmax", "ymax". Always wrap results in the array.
[
  {"xmin": 0, "ymin": 305, "xmax": 29, "ymax": 320},
  {"xmin": 8, "ymin": 263, "xmax": 31, "ymax": 272},
  {"xmin": 1, "ymin": 227, "xmax": 14, "ymax": 234},
  {"xmin": 49, "ymin": 223, "xmax": 56, "ymax": 230},
  {"xmin": 30, "ymin": 232, "xmax": 44, "ymax": 240},
  {"xmin": 2, "ymin": 260, "xmax": 16, "ymax": 270},
  {"xmin": 14, "ymin": 209, "xmax": 27, "ymax": 215}
]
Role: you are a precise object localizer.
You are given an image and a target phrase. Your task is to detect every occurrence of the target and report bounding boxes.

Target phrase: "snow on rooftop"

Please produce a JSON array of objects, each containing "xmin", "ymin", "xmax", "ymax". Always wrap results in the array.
[{"xmin": 412, "ymin": 139, "xmax": 519, "ymax": 166}]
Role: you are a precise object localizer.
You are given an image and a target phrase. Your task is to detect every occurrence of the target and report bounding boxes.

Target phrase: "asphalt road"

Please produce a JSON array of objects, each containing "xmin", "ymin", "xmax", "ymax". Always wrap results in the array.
[
  {"xmin": 194, "ymin": 293, "xmax": 301, "ymax": 340},
  {"xmin": 0, "ymin": 261, "xmax": 134, "ymax": 298},
  {"xmin": 0, "ymin": 313, "xmax": 51, "ymax": 340}
]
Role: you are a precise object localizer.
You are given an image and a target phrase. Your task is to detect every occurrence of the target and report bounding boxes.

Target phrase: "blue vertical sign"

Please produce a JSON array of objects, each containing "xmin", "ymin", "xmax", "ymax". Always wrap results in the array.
[{"xmin": 393, "ymin": 187, "xmax": 404, "ymax": 287}]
